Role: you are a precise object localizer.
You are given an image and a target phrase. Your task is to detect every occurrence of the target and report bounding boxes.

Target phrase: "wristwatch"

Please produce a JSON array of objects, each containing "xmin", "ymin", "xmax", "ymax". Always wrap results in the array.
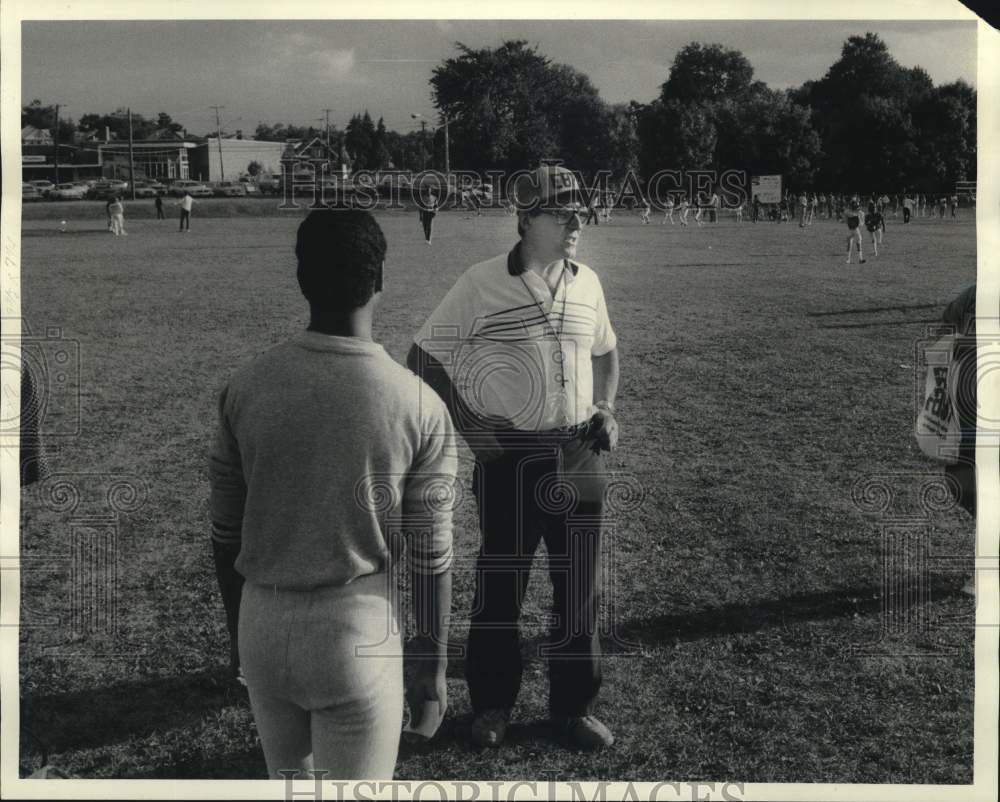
[{"xmin": 595, "ymin": 400, "xmax": 616, "ymax": 414}]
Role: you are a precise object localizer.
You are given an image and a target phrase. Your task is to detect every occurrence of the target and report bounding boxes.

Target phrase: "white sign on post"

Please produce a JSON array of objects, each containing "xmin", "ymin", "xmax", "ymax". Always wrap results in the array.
[{"xmin": 751, "ymin": 175, "xmax": 782, "ymax": 204}]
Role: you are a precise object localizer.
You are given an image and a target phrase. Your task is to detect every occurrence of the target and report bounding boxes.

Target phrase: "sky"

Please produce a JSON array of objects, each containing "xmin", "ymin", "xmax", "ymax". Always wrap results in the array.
[{"xmin": 21, "ymin": 20, "xmax": 978, "ymax": 138}]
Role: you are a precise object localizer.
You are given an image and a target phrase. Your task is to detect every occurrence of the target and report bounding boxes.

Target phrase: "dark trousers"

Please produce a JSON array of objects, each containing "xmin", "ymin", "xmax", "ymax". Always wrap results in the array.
[
  {"xmin": 585, "ymin": 207, "xmax": 599, "ymax": 226},
  {"xmin": 903, "ymin": 208, "xmax": 911, "ymax": 223},
  {"xmin": 421, "ymin": 211, "xmax": 435, "ymax": 241},
  {"xmin": 179, "ymin": 209, "xmax": 191, "ymax": 230},
  {"xmin": 156, "ymin": 206, "xmax": 165, "ymax": 219},
  {"xmin": 465, "ymin": 432, "xmax": 608, "ymax": 717}
]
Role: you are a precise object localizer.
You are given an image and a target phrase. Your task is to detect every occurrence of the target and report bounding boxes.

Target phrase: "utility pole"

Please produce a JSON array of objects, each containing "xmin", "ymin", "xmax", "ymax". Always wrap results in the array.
[
  {"xmin": 211, "ymin": 105, "xmax": 226, "ymax": 180},
  {"xmin": 419, "ymin": 119, "xmax": 427, "ymax": 171},
  {"xmin": 323, "ymin": 109, "xmax": 333, "ymax": 177},
  {"xmin": 411, "ymin": 114, "xmax": 428, "ymax": 171},
  {"xmin": 53, "ymin": 104, "xmax": 61, "ymax": 185},
  {"xmin": 127, "ymin": 107, "xmax": 136, "ymax": 200},
  {"xmin": 442, "ymin": 115, "xmax": 450, "ymax": 177}
]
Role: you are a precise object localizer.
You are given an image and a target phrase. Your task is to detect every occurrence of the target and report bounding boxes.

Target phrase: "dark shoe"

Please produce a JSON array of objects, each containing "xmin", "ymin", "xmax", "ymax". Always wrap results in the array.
[
  {"xmin": 470, "ymin": 708, "xmax": 510, "ymax": 748},
  {"xmin": 554, "ymin": 715, "xmax": 615, "ymax": 751}
]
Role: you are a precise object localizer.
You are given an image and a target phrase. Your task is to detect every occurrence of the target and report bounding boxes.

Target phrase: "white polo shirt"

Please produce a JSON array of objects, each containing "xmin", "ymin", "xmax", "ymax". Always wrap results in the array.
[{"xmin": 414, "ymin": 244, "xmax": 617, "ymax": 431}]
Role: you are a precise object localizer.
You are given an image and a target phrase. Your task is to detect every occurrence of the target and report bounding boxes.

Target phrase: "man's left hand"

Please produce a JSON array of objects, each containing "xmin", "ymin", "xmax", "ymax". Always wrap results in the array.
[{"xmin": 588, "ymin": 408, "xmax": 619, "ymax": 453}]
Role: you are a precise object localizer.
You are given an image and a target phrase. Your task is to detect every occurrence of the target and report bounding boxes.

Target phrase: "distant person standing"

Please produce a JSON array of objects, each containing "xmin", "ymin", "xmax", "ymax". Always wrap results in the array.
[
  {"xmin": 678, "ymin": 194, "xmax": 691, "ymax": 226},
  {"xmin": 902, "ymin": 195, "xmax": 913, "ymax": 224},
  {"xmin": 949, "ymin": 193, "xmax": 958, "ymax": 218},
  {"xmin": 937, "ymin": 195, "xmax": 947, "ymax": 218},
  {"xmin": 751, "ymin": 194, "xmax": 761, "ymax": 223},
  {"xmin": 661, "ymin": 195, "xmax": 675, "ymax": 225},
  {"xmin": 639, "ymin": 198, "xmax": 651, "ymax": 224},
  {"xmin": 864, "ymin": 201, "xmax": 881, "ymax": 257},
  {"xmin": 419, "ymin": 190, "xmax": 438, "ymax": 244},
  {"xmin": 178, "ymin": 191, "xmax": 195, "ymax": 232},
  {"xmin": 155, "ymin": 195, "xmax": 165, "ymax": 220},
  {"xmin": 708, "ymin": 189, "xmax": 720, "ymax": 223},
  {"xmin": 797, "ymin": 191, "xmax": 808, "ymax": 227},
  {"xmin": 108, "ymin": 197, "xmax": 127, "ymax": 236}
]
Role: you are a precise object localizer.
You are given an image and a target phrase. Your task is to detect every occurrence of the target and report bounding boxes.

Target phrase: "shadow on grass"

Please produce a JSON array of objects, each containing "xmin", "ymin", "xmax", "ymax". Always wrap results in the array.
[
  {"xmin": 612, "ymin": 581, "xmax": 971, "ymax": 648},
  {"xmin": 21, "ymin": 582, "xmax": 971, "ymax": 764},
  {"xmin": 21, "ymin": 666, "xmax": 247, "ymax": 755}
]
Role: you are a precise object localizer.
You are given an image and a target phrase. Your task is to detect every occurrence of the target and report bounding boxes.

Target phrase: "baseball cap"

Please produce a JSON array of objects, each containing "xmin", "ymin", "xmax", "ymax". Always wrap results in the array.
[{"xmin": 513, "ymin": 165, "xmax": 585, "ymax": 210}]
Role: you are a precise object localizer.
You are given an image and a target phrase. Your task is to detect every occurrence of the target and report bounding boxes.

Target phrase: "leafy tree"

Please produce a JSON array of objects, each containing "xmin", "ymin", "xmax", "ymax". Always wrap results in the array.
[
  {"xmin": 345, "ymin": 111, "xmax": 377, "ymax": 170},
  {"xmin": 253, "ymin": 122, "xmax": 327, "ymax": 142},
  {"xmin": 637, "ymin": 98, "xmax": 718, "ymax": 176},
  {"xmin": 792, "ymin": 32, "xmax": 952, "ymax": 190},
  {"xmin": 21, "ymin": 99, "xmax": 75, "ymax": 142},
  {"xmin": 659, "ymin": 42, "xmax": 755, "ymax": 104},
  {"xmin": 430, "ymin": 40, "xmax": 617, "ymax": 173},
  {"xmin": 156, "ymin": 112, "xmax": 184, "ymax": 136}
]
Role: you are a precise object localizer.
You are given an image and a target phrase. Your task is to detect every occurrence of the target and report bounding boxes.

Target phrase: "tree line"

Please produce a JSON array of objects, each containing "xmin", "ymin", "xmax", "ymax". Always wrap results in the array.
[{"xmin": 22, "ymin": 32, "xmax": 975, "ymax": 192}]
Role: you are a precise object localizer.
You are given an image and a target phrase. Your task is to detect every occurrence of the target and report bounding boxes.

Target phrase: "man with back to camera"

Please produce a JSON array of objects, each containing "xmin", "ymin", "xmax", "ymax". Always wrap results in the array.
[
  {"xmin": 407, "ymin": 164, "xmax": 620, "ymax": 752},
  {"xmin": 210, "ymin": 209, "xmax": 455, "ymax": 778},
  {"xmin": 178, "ymin": 191, "xmax": 195, "ymax": 232}
]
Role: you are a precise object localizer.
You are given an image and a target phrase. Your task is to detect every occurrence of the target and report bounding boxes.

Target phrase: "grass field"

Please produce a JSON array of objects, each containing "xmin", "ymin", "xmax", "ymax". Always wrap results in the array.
[{"xmin": 17, "ymin": 205, "xmax": 977, "ymax": 782}]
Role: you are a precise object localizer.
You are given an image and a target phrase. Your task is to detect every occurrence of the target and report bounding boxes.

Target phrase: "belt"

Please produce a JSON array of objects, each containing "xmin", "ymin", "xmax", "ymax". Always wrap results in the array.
[{"xmin": 493, "ymin": 420, "xmax": 592, "ymax": 446}]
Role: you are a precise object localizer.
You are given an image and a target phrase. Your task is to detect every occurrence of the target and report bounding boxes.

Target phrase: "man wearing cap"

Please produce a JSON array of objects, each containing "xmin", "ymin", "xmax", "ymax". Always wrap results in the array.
[{"xmin": 407, "ymin": 164, "xmax": 620, "ymax": 751}]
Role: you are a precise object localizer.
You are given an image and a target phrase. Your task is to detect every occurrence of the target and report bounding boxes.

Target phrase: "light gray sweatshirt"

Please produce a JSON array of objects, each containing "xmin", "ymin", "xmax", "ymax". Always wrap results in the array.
[{"xmin": 209, "ymin": 331, "xmax": 456, "ymax": 589}]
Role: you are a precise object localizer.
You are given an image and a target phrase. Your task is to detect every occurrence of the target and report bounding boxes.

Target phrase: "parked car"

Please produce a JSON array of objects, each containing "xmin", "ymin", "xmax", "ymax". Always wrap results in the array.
[
  {"xmin": 256, "ymin": 174, "xmax": 281, "ymax": 195},
  {"xmin": 88, "ymin": 181, "xmax": 128, "ymax": 200},
  {"xmin": 238, "ymin": 176, "xmax": 260, "ymax": 195},
  {"xmin": 49, "ymin": 183, "xmax": 88, "ymax": 200},
  {"xmin": 169, "ymin": 180, "xmax": 213, "ymax": 198},
  {"xmin": 212, "ymin": 180, "xmax": 247, "ymax": 197},
  {"xmin": 29, "ymin": 180, "xmax": 56, "ymax": 197},
  {"xmin": 132, "ymin": 182, "xmax": 160, "ymax": 199},
  {"xmin": 22, "ymin": 184, "xmax": 43, "ymax": 202}
]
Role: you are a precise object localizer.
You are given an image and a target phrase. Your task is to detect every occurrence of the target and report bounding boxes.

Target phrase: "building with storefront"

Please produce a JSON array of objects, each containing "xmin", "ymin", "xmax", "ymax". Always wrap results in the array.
[{"xmin": 21, "ymin": 128, "xmax": 196, "ymax": 183}]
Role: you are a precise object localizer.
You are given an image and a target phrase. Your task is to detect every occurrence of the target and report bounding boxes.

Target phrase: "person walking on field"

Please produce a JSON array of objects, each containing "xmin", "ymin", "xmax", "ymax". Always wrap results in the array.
[
  {"xmin": 845, "ymin": 198, "xmax": 866, "ymax": 264},
  {"xmin": 679, "ymin": 194, "xmax": 691, "ymax": 226},
  {"xmin": 177, "ymin": 191, "xmax": 195, "ymax": 232},
  {"xmin": 108, "ymin": 196, "xmax": 127, "ymax": 236},
  {"xmin": 419, "ymin": 189, "xmax": 438, "ymax": 244},
  {"xmin": 408, "ymin": 164, "xmax": 620, "ymax": 753},
  {"xmin": 155, "ymin": 195, "xmax": 165, "ymax": 220},
  {"xmin": 209, "ymin": 209, "xmax": 456, "ymax": 780}
]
